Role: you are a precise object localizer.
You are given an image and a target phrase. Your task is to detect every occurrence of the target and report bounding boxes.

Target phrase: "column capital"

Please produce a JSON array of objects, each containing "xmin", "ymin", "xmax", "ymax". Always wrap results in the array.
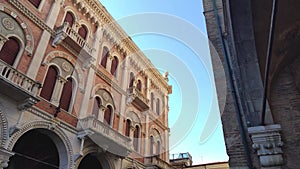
[{"xmin": 248, "ymin": 124, "xmax": 284, "ymax": 168}]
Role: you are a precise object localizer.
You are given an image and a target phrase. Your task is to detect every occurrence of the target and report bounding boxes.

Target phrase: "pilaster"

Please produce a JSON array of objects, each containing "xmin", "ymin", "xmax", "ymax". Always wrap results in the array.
[
  {"xmin": 78, "ymin": 26, "xmax": 102, "ymax": 118},
  {"xmin": 27, "ymin": 0, "xmax": 64, "ymax": 79}
]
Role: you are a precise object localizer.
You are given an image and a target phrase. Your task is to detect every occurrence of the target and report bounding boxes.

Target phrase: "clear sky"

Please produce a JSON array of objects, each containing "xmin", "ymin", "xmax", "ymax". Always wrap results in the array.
[{"xmin": 98, "ymin": 0, "xmax": 228, "ymax": 164}]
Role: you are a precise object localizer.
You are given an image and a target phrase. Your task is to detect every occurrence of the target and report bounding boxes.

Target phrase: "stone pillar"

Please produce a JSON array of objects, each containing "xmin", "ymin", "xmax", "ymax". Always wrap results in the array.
[
  {"xmin": 145, "ymin": 113, "xmax": 149, "ymax": 156},
  {"xmin": 78, "ymin": 25, "xmax": 102, "ymax": 118},
  {"xmin": 27, "ymin": 0, "xmax": 64, "ymax": 79},
  {"xmin": 248, "ymin": 124, "xmax": 284, "ymax": 169},
  {"xmin": 164, "ymin": 130, "xmax": 170, "ymax": 162},
  {"xmin": 118, "ymin": 58, "xmax": 129, "ymax": 132},
  {"xmin": 0, "ymin": 148, "xmax": 14, "ymax": 169},
  {"xmin": 51, "ymin": 76, "xmax": 67, "ymax": 106}
]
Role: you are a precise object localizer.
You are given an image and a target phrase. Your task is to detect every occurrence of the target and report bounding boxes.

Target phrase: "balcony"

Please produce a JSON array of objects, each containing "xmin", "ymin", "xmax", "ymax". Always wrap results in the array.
[
  {"xmin": 52, "ymin": 23, "xmax": 94, "ymax": 61},
  {"xmin": 127, "ymin": 87, "xmax": 150, "ymax": 111},
  {"xmin": 77, "ymin": 116, "xmax": 131, "ymax": 157},
  {"xmin": 0, "ymin": 60, "xmax": 40, "ymax": 109},
  {"xmin": 145, "ymin": 156, "xmax": 174, "ymax": 169}
]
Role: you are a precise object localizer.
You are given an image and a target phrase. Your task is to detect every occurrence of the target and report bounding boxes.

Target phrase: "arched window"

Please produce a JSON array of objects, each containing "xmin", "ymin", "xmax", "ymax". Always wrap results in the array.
[
  {"xmin": 92, "ymin": 97, "xmax": 101, "ymax": 119},
  {"xmin": 0, "ymin": 37, "xmax": 20, "ymax": 66},
  {"xmin": 28, "ymin": 0, "xmax": 41, "ymax": 8},
  {"xmin": 129, "ymin": 72, "xmax": 134, "ymax": 88},
  {"xmin": 150, "ymin": 136, "xmax": 154, "ymax": 156},
  {"xmin": 60, "ymin": 77, "xmax": 73, "ymax": 111},
  {"xmin": 151, "ymin": 93, "xmax": 154, "ymax": 111},
  {"xmin": 133, "ymin": 126, "xmax": 140, "ymax": 151},
  {"xmin": 156, "ymin": 98, "xmax": 160, "ymax": 115},
  {"xmin": 137, "ymin": 80, "xmax": 142, "ymax": 92},
  {"xmin": 101, "ymin": 47, "xmax": 109, "ymax": 68},
  {"xmin": 64, "ymin": 11, "xmax": 75, "ymax": 27},
  {"xmin": 110, "ymin": 56, "xmax": 118, "ymax": 76},
  {"xmin": 78, "ymin": 25, "xmax": 88, "ymax": 40},
  {"xmin": 125, "ymin": 119, "xmax": 131, "ymax": 137},
  {"xmin": 104, "ymin": 105, "xmax": 112, "ymax": 125},
  {"xmin": 157, "ymin": 141, "xmax": 161, "ymax": 156},
  {"xmin": 40, "ymin": 66, "xmax": 58, "ymax": 101}
]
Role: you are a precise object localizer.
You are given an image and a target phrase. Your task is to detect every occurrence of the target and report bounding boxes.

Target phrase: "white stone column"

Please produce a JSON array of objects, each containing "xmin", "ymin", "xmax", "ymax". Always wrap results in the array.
[
  {"xmin": 144, "ymin": 113, "xmax": 150, "ymax": 156},
  {"xmin": 164, "ymin": 130, "xmax": 170, "ymax": 162},
  {"xmin": 118, "ymin": 58, "xmax": 129, "ymax": 132},
  {"xmin": 78, "ymin": 26, "xmax": 102, "ymax": 118},
  {"xmin": 146, "ymin": 76, "xmax": 150, "ymax": 100},
  {"xmin": 51, "ymin": 76, "xmax": 66, "ymax": 107},
  {"xmin": 27, "ymin": 0, "xmax": 64, "ymax": 79}
]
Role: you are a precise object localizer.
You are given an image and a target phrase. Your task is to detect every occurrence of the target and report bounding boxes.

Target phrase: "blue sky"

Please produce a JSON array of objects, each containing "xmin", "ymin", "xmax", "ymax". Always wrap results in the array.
[{"xmin": 98, "ymin": 0, "xmax": 228, "ymax": 164}]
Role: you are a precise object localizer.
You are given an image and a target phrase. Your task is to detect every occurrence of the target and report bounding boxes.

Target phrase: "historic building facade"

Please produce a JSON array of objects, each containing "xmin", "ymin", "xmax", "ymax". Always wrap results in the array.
[
  {"xmin": 0, "ymin": 0, "xmax": 173, "ymax": 168},
  {"xmin": 204, "ymin": 0, "xmax": 300, "ymax": 168}
]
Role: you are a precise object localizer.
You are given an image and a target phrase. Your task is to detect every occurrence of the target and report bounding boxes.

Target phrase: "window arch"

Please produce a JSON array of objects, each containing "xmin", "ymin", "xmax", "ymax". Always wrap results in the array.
[
  {"xmin": 129, "ymin": 72, "xmax": 135, "ymax": 88},
  {"xmin": 137, "ymin": 80, "xmax": 142, "ymax": 92},
  {"xmin": 78, "ymin": 25, "xmax": 88, "ymax": 40},
  {"xmin": 28, "ymin": 0, "xmax": 41, "ymax": 8},
  {"xmin": 60, "ymin": 77, "xmax": 73, "ymax": 112},
  {"xmin": 151, "ymin": 93, "xmax": 154, "ymax": 111},
  {"xmin": 64, "ymin": 11, "xmax": 75, "ymax": 27},
  {"xmin": 156, "ymin": 98, "xmax": 160, "ymax": 115},
  {"xmin": 92, "ymin": 97, "xmax": 101, "ymax": 119},
  {"xmin": 110, "ymin": 56, "xmax": 118, "ymax": 76},
  {"xmin": 133, "ymin": 125, "xmax": 140, "ymax": 152},
  {"xmin": 104, "ymin": 105, "xmax": 112, "ymax": 125},
  {"xmin": 40, "ymin": 66, "xmax": 58, "ymax": 101},
  {"xmin": 101, "ymin": 47, "xmax": 109, "ymax": 68},
  {"xmin": 0, "ymin": 37, "xmax": 20, "ymax": 66},
  {"xmin": 125, "ymin": 119, "xmax": 131, "ymax": 137}
]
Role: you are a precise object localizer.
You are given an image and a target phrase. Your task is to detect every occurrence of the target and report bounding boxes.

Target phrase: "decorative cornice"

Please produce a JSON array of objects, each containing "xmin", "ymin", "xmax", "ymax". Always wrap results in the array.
[{"xmin": 8, "ymin": 0, "xmax": 171, "ymax": 95}]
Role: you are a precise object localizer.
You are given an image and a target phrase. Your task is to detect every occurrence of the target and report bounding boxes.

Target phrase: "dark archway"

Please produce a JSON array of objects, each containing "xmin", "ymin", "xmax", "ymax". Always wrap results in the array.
[
  {"xmin": 7, "ymin": 129, "xmax": 59, "ymax": 169},
  {"xmin": 78, "ymin": 154, "xmax": 103, "ymax": 169}
]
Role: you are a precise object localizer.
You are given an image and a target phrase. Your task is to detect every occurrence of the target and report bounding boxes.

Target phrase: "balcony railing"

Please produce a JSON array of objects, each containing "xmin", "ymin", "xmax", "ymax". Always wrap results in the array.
[
  {"xmin": 145, "ymin": 156, "xmax": 174, "ymax": 169},
  {"xmin": 127, "ymin": 87, "xmax": 150, "ymax": 111},
  {"xmin": 78, "ymin": 116, "xmax": 131, "ymax": 157},
  {"xmin": 0, "ymin": 60, "xmax": 40, "ymax": 109},
  {"xmin": 52, "ymin": 23, "xmax": 94, "ymax": 59}
]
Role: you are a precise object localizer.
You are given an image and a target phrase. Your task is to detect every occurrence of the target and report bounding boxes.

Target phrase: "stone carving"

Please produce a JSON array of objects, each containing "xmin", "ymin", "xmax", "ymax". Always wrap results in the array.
[
  {"xmin": 248, "ymin": 124, "xmax": 284, "ymax": 168},
  {"xmin": 2, "ymin": 18, "xmax": 14, "ymax": 31}
]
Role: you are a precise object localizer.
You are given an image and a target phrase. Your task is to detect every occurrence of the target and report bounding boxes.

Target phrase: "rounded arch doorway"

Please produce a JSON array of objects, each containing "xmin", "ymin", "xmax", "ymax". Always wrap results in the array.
[
  {"xmin": 78, "ymin": 153, "xmax": 112, "ymax": 169},
  {"xmin": 6, "ymin": 129, "xmax": 60, "ymax": 169},
  {"xmin": 78, "ymin": 154, "xmax": 103, "ymax": 169}
]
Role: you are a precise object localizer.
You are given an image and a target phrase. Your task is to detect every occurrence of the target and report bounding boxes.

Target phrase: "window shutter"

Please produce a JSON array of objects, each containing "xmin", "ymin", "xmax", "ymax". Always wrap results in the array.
[
  {"xmin": 104, "ymin": 106, "xmax": 112, "ymax": 125},
  {"xmin": 78, "ymin": 25, "xmax": 87, "ymax": 39},
  {"xmin": 28, "ymin": 0, "xmax": 41, "ymax": 8},
  {"xmin": 0, "ymin": 38, "xmax": 19, "ymax": 66},
  {"xmin": 40, "ymin": 66, "xmax": 57, "ymax": 101},
  {"xmin": 92, "ymin": 97, "xmax": 101, "ymax": 119},
  {"xmin": 101, "ymin": 47, "xmax": 109, "ymax": 68},
  {"xmin": 64, "ymin": 12, "xmax": 74, "ymax": 27},
  {"xmin": 125, "ymin": 119, "xmax": 131, "ymax": 137},
  {"xmin": 110, "ymin": 57, "xmax": 118, "ymax": 75}
]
